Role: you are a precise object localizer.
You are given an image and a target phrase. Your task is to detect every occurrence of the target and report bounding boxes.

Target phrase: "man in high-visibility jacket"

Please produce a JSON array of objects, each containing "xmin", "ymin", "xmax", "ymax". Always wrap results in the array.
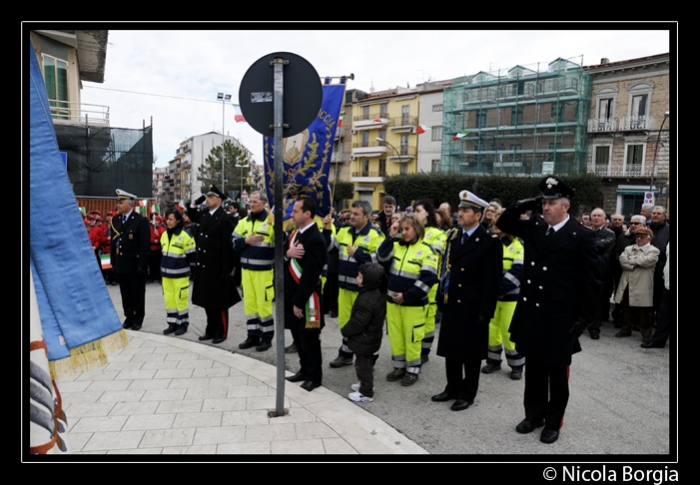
[
  {"xmin": 328, "ymin": 200, "xmax": 385, "ymax": 368},
  {"xmin": 232, "ymin": 191, "xmax": 275, "ymax": 352}
]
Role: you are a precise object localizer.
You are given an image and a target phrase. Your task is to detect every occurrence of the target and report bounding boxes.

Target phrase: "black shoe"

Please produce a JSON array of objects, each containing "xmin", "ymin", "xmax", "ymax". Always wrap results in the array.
[
  {"xmin": 615, "ymin": 331, "xmax": 632, "ymax": 338},
  {"xmin": 286, "ymin": 372, "xmax": 307, "ymax": 383},
  {"xmin": 300, "ymin": 380, "xmax": 322, "ymax": 392},
  {"xmin": 510, "ymin": 369, "xmax": 523, "ymax": 380},
  {"xmin": 421, "ymin": 355, "xmax": 429, "ymax": 363},
  {"xmin": 451, "ymin": 399, "xmax": 474, "ymax": 411},
  {"xmin": 131, "ymin": 324, "xmax": 142, "ymax": 331},
  {"xmin": 256, "ymin": 341, "xmax": 272, "ymax": 352},
  {"xmin": 175, "ymin": 326, "xmax": 187, "ymax": 336},
  {"xmin": 199, "ymin": 334, "xmax": 213, "ymax": 341},
  {"xmin": 285, "ymin": 342, "xmax": 298, "ymax": 354},
  {"xmin": 540, "ymin": 427, "xmax": 559, "ymax": 444},
  {"xmin": 590, "ymin": 332, "xmax": 600, "ymax": 340},
  {"xmin": 239, "ymin": 337, "xmax": 260, "ymax": 349},
  {"xmin": 641, "ymin": 341, "xmax": 666, "ymax": 349},
  {"xmin": 330, "ymin": 310, "xmax": 338, "ymax": 318},
  {"xmin": 122, "ymin": 322, "xmax": 133, "ymax": 329},
  {"xmin": 212, "ymin": 337, "xmax": 226, "ymax": 344},
  {"xmin": 330, "ymin": 356, "xmax": 354, "ymax": 368},
  {"xmin": 481, "ymin": 363, "xmax": 501, "ymax": 374},
  {"xmin": 163, "ymin": 326, "xmax": 177, "ymax": 335},
  {"xmin": 516, "ymin": 418, "xmax": 545, "ymax": 434},
  {"xmin": 431, "ymin": 391, "xmax": 457, "ymax": 402}
]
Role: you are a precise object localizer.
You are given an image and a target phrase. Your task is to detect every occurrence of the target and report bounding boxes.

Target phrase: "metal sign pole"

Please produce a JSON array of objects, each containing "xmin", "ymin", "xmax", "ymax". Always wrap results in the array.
[{"xmin": 272, "ymin": 57, "xmax": 287, "ymax": 416}]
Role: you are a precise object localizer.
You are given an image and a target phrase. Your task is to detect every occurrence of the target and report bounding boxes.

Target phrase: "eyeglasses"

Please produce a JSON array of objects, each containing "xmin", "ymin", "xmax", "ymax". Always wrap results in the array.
[{"xmin": 630, "ymin": 222, "xmax": 641, "ymax": 225}]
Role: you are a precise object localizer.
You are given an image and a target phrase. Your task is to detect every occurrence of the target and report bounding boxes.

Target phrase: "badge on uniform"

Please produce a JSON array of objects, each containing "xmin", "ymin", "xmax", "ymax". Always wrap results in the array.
[{"xmin": 129, "ymin": 234, "xmax": 133, "ymax": 239}]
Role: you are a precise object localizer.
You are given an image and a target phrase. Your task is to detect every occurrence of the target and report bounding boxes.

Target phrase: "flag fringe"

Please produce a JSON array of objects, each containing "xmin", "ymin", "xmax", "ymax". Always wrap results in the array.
[{"xmin": 48, "ymin": 329, "xmax": 129, "ymax": 379}]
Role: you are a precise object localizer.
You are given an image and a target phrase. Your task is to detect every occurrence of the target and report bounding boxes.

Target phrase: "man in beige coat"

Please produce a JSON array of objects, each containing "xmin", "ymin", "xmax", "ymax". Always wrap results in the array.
[{"xmin": 615, "ymin": 227, "xmax": 659, "ymax": 343}]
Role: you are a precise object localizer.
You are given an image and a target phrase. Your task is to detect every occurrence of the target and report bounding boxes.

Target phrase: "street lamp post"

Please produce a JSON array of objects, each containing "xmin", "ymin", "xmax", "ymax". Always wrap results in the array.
[
  {"xmin": 377, "ymin": 137, "xmax": 404, "ymax": 163},
  {"xmin": 217, "ymin": 92, "xmax": 232, "ymax": 191},
  {"xmin": 235, "ymin": 162, "xmax": 249, "ymax": 201},
  {"xmin": 649, "ymin": 110, "xmax": 669, "ymax": 195}
]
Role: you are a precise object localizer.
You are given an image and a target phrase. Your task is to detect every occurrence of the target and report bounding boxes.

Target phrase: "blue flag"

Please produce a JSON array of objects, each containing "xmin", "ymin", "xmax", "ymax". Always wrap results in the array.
[{"xmin": 263, "ymin": 82, "xmax": 346, "ymax": 219}]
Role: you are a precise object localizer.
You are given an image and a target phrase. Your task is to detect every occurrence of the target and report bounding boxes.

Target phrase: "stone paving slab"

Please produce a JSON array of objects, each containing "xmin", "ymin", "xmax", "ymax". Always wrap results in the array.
[{"xmin": 57, "ymin": 331, "xmax": 428, "ymax": 455}]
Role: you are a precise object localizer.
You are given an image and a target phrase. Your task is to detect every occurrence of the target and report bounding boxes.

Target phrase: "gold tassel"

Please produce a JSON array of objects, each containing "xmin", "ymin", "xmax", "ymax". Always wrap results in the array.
[
  {"xmin": 48, "ymin": 329, "xmax": 129, "ymax": 380},
  {"xmin": 305, "ymin": 320, "xmax": 321, "ymax": 329}
]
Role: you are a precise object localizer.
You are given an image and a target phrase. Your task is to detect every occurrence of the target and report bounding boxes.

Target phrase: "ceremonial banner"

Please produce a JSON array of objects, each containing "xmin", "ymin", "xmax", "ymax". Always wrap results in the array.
[
  {"xmin": 29, "ymin": 39, "xmax": 127, "ymax": 379},
  {"xmin": 263, "ymin": 81, "xmax": 346, "ymax": 219}
]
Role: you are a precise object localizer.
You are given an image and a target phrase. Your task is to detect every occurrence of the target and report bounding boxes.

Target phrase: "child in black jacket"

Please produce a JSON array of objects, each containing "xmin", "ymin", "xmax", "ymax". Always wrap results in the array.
[{"xmin": 341, "ymin": 263, "xmax": 386, "ymax": 402}]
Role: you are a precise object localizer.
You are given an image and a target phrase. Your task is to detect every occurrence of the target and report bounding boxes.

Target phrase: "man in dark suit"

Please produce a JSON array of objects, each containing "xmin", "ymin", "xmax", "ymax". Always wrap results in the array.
[
  {"xmin": 187, "ymin": 185, "xmax": 238, "ymax": 344},
  {"xmin": 432, "ymin": 190, "xmax": 502, "ymax": 411},
  {"xmin": 497, "ymin": 176, "xmax": 601, "ymax": 444},
  {"xmin": 111, "ymin": 189, "xmax": 151, "ymax": 331},
  {"xmin": 284, "ymin": 196, "xmax": 328, "ymax": 392}
]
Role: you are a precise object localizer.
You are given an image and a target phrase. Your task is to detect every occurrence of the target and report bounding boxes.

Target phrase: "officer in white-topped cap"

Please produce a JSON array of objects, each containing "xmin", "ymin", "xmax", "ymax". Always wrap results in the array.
[
  {"xmin": 431, "ymin": 189, "xmax": 502, "ymax": 411},
  {"xmin": 111, "ymin": 189, "xmax": 150, "ymax": 331}
]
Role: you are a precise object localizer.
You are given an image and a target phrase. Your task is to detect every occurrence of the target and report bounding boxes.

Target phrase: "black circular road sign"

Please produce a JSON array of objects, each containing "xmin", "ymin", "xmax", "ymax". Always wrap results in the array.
[{"xmin": 239, "ymin": 52, "xmax": 323, "ymax": 138}]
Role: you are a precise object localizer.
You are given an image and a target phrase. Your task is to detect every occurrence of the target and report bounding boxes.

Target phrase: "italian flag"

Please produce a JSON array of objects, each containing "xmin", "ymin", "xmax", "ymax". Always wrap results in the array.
[
  {"xmin": 452, "ymin": 130, "xmax": 470, "ymax": 141},
  {"xmin": 100, "ymin": 254, "xmax": 112, "ymax": 270},
  {"xmin": 416, "ymin": 125, "xmax": 430, "ymax": 135},
  {"xmin": 234, "ymin": 105, "xmax": 246, "ymax": 123},
  {"xmin": 338, "ymin": 116, "xmax": 344, "ymax": 128}
]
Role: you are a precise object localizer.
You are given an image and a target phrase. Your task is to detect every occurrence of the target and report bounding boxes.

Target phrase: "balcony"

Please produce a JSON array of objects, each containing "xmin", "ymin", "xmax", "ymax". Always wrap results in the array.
[
  {"xmin": 588, "ymin": 164, "xmax": 657, "ymax": 178},
  {"xmin": 353, "ymin": 113, "xmax": 389, "ymax": 130},
  {"xmin": 352, "ymin": 141, "xmax": 387, "ymax": 157},
  {"xmin": 351, "ymin": 171, "xmax": 385, "ymax": 183},
  {"xmin": 587, "ymin": 118, "xmax": 617, "ymax": 133},
  {"xmin": 619, "ymin": 116, "xmax": 654, "ymax": 131},
  {"xmin": 387, "ymin": 146, "xmax": 417, "ymax": 161},
  {"xmin": 389, "ymin": 115, "xmax": 418, "ymax": 133},
  {"xmin": 49, "ymin": 100, "xmax": 110, "ymax": 126}
]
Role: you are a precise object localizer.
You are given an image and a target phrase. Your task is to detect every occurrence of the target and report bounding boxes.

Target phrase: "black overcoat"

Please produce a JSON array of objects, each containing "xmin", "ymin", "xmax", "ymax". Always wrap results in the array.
[
  {"xmin": 284, "ymin": 224, "xmax": 328, "ymax": 331},
  {"xmin": 436, "ymin": 224, "xmax": 502, "ymax": 362},
  {"xmin": 111, "ymin": 211, "xmax": 150, "ymax": 274},
  {"xmin": 187, "ymin": 206, "xmax": 239, "ymax": 309},
  {"xmin": 497, "ymin": 205, "xmax": 601, "ymax": 366}
]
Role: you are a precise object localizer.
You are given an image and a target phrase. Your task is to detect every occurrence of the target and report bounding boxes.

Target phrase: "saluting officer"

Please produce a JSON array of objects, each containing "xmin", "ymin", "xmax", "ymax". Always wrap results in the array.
[
  {"xmin": 187, "ymin": 184, "xmax": 239, "ymax": 344},
  {"xmin": 111, "ymin": 189, "xmax": 151, "ymax": 331},
  {"xmin": 497, "ymin": 176, "xmax": 601, "ymax": 444}
]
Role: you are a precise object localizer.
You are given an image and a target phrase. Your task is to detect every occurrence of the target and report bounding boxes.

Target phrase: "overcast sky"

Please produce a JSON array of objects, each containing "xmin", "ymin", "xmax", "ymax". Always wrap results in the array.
[{"xmin": 79, "ymin": 28, "xmax": 672, "ymax": 169}]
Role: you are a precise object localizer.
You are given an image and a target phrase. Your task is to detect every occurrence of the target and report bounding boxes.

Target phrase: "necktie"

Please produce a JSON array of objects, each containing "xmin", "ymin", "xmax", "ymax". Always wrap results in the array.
[
  {"xmin": 546, "ymin": 227, "xmax": 553, "ymax": 239},
  {"xmin": 461, "ymin": 231, "xmax": 468, "ymax": 244},
  {"xmin": 123, "ymin": 215, "xmax": 128, "ymax": 224}
]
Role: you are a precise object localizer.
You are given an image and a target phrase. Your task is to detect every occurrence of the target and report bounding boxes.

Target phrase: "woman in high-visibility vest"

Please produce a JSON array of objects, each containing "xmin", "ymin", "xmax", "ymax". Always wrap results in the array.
[
  {"xmin": 377, "ymin": 214, "xmax": 438, "ymax": 387},
  {"xmin": 160, "ymin": 209, "xmax": 196, "ymax": 336}
]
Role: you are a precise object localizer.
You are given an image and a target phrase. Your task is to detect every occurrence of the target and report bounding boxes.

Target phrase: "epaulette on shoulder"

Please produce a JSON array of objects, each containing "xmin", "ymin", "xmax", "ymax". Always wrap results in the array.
[{"xmin": 491, "ymin": 233, "xmax": 499, "ymax": 238}]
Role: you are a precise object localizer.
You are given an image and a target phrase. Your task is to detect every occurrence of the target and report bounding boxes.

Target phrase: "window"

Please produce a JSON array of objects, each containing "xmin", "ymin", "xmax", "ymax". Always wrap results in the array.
[
  {"xmin": 361, "ymin": 159, "xmax": 369, "ymax": 176},
  {"xmin": 401, "ymin": 105, "xmax": 410, "ymax": 124},
  {"xmin": 362, "ymin": 105, "xmax": 370, "ymax": 120},
  {"xmin": 626, "ymin": 144, "xmax": 644, "ymax": 165},
  {"xmin": 378, "ymin": 129, "xmax": 386, "ymax": 145},
  {"xmin": 400, "ymin": 134, "xmax": 409, "ymax": 155},
  {"xmin": 431, "ymin": 159, "xmax": 441, "ymax": 173},
  {"xmin": 379, "ymin": 103, "xmax": 388, "ymax": 118},
  {"xmin": 551, "ymin": 103, "xmax": 564, "ymax": 123},
  {"xmin": 595, "ymin": 146, "xmax": 610, "ymax": 166},
  {"xmin": 400, "ymin": 164, "xmax": 408, "ymax": 175},
  {"xmin": 361, "ymin": 131, "xmax": 369, "ymax": 147},
  {"xmin": 432, "ymin": 104, "xmax": 443, "ymax": 112},
  {"xmin": 431, "ymin": 126, "xmax": 443, "ymax": 142},
  {"xmin": 43, "ymin": 54, "xmax": 69, "ymax": 119},
  {"xmin": 511, "ymin": 106, "xmax": 523, "ymax": 126},
  {"xmin": 378, "ymin": 159, "xmax": 386, "ymax": 176},
  {"xmin": 510, "ymin": 144, "xmax": 522, "ymax": 163},
  {"xmin": 626, "ymin": 82, "xmax": 653, "ymax": 129},
  {"xmin": 598, "ymin": 98, "xmax": 613, "ymax": 120}
]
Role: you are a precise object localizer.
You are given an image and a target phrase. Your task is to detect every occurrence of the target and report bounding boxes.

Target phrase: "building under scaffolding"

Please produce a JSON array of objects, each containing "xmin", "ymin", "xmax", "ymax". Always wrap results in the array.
[{"xmin": 441, "ymin": 58, "xmax": 592, "ymax": 176}]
